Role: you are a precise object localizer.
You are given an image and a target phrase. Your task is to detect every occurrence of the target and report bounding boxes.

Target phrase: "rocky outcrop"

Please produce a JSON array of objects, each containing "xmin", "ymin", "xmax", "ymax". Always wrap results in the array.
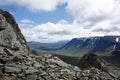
[
  {"xmin": 78, "ymin": 53, "xmax": 120, "ymax": 79},
  {"xmin": 78, "ymin": 53, "xmax": 108, "ymax": 70},
  {"xmin": 0, "ymin": 9, "xmax": 29, "ymax": 54}
]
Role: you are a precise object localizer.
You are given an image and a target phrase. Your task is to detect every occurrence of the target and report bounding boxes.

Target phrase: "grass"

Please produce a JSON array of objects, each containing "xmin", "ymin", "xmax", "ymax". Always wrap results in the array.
[
  {"xmin": 50, "ymin": 48, "xmax": 92, "ymax": 57},
  {"xmin": 33, "ymin": 48, "xmax": 120, "ymax": 66}
]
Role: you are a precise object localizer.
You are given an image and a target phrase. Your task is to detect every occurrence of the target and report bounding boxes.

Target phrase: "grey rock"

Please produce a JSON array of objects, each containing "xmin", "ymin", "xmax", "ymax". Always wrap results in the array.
[
  {"xmin": 0, "ymin": 56, "xmax": 13, "ymax": 64},
  {"xmin": 0, "ymin": 63, "xmax": 3, "ymax": 67},
  {"xmin": 13, "ymin": 56, "xmax": 22, "ymax": 63},
  {"xmin": 78, "ymin": 53, "xmax": 111, "ymax": 72},
  {"xmin": 3, "ymin": 48, "xmax": 13, "ymax": 56},
  {"xmin": 74, "ymin": 66, "xmax": 81, "ymax": 72},
  {"xmin": 26, "ymin": 74, "xmax": 37, "ymax": 80},
  {"xmin": 0, "ymin": 9, "xmax": 29, "ymax": 54},
  {"xmin": 49, "ymin": 64, "xmax": 56, "ymax": 68},
  {"xmin": 4, "ymin": 66, "xmax": 21, "ymax": 73},
  {"xmin": 24, "ymin": 67, "xmax": 39, "ymax": 74},
  {"xmin": 47, "ymin": 57, "xmax": 68, "ymax": 68},
  {"xmin": 33, "ymin": 62, "xmax": 40, "ymax": 68}
]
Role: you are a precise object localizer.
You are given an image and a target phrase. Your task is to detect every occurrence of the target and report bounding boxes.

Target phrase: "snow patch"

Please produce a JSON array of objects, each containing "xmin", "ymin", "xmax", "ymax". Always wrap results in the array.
[{"xmin": 116, "ymin": 38, "xmax": 119, "ymax": 42}]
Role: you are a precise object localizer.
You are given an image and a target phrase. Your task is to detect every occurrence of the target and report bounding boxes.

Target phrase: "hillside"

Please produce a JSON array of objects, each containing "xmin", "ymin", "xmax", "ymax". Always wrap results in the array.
[{"xmin": 52, "ymin": 36, "xmax": 120, "ymax": 56}]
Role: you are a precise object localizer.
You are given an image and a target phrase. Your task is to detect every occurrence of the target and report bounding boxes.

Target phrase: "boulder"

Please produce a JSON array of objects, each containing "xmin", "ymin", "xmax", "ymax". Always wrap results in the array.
[
  {"xmin": 77, "ymin": 53, "xmax": 120, "ymax": 78},
  {"xmin": 4, "ymin": 66, "xmax": 21, "ymax": 73},
  {"xmin": 24, "ymin": 67, "xmax": 39, "ymax": 74},
  {"xmin": 3, "ymin": 48, "xmax": 13, "ymax": 56},
  {"xmin": 47, "ymin": 57, "xmax": 68, "ymax": 68}
]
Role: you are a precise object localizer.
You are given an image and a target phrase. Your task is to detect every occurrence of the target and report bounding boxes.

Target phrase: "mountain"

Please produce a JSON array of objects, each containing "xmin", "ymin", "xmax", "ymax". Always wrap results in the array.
[
  {"xmin": 28, "ymin": 40, "xmax": 69, "ymax": 51},
  {"xmin": 54, "ymin": 36, "xmax": 120, "ymax": 56},
  {"xmin": 0, "ymin": 9, "xmax": 29, "ymax": 54}
]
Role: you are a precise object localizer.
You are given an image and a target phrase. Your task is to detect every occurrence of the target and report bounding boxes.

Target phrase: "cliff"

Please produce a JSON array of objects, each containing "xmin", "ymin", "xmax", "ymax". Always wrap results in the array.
[{"xmin": 0, "ymin": 9, "xmax": 29, "ymax": 54}]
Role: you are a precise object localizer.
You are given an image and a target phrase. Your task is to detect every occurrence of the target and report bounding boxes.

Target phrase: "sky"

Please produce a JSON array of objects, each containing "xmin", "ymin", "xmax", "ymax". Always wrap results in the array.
[{"xmin": 0, "ymin": 0, "xmax": 120, "ymax": 42}]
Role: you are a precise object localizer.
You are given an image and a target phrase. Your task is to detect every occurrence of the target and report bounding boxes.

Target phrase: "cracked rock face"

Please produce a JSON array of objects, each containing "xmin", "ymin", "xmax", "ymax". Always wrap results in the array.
[{"xmin": 0, "ymin": 9, "xmax": 29, "ymax": 54}]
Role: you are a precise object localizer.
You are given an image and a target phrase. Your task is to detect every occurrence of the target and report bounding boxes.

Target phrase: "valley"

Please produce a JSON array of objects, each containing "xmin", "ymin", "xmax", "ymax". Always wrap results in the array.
[{"xmin": 28, "ymin": 36, "xmax": 120, "ymax": 66}]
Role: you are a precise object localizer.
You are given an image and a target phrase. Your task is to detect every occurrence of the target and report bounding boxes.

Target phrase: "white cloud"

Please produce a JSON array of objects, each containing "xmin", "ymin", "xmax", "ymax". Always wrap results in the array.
[
  {"xmin": 20, "ymin": 19, "xmax": 120, "ymax": 42},
  {"xmin": 20, "ymin": 20, "xmax": 87, "ymax": 42},
  {"xmin": 66, "ymin": 0, "xmax": 120, "ymax": 26},
  {"xmin": 20, "ymin": 19, "xmax": 34, "ymax": 24},
  {"xmin": 65, "ymin": 0, "xmax": 120, "ymax": 36},
  {"xmin": 0, "ymin": 0, "xmax": 67, "ymax": 11},
  {"xmin": 19, "ymin": 19, "xmax": 34, "ymax": 28},
  {"xmin": 66, "ymin": 0, "xmax": 116, "ymax": 18}
]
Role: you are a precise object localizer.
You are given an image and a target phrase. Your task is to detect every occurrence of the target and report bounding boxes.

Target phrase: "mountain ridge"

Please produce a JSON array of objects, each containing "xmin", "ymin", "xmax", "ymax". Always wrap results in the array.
[{"xmin": 61, "ymin": 36, "xmax": 120, "ymax": 52}]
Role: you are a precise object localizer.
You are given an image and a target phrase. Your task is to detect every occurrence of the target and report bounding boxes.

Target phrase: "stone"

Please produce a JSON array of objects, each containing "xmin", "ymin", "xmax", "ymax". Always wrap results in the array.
[
  {"xmin": 0, "ymin": 56, "xmax": 13, "ymax": 64},
  {"xmin": 0, "ymin": 52, "xmax": 5, "ymax": 55},
  {"xmin": 74, "ymin": 66, "xmax": 81, "ymax": 72},
  {"xmin": 47, "ymin": 58, "xmax": 68, "ymax": 68},
  {"xmin": 0, "ymin": 63, "xmax": 3, "ymax": 67},
  {"xmin": 3, "ymin": 48, "xmax": 13, "ymax": 56},
  {"xmin": 12, "ymin": 56, "xmax": 22, "ymax": 63},
  {"xmin": 26, "ymin": 74, "xmax": 37, "ymax": 80},
  {"xmin": 4, "ymin": 66, "xmax": 21, "ymax": 73},
  {"xmin": 33, "ymin": 62, "xmax": 40, "ymax": 68},
  {"xmin": 24, "ymin": 67, "xmax": 39, "ymax": 74},
  {"xmin": 49, "ymin": 64, "xmax": 56, "ymax": 68}
]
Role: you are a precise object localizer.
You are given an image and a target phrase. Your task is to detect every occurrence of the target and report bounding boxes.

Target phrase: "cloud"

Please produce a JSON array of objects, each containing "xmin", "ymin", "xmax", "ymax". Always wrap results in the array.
[
  {"xmin": 20, "ymin": 20, "xmax": 87, "ymax": 42},
  {"xmin": 65, "ymin": 0, "xmax": 120, "ymax": 36},
  {"xmin": 48, "ymin": 31, "xmax": 72, "ymax": 35},
  {"xmin": 66, "ymin": 0, "xmax": 120, "ymax": 27},
  {"xmin": 20, "ymin": 19, "xmax": 120, "ymax": 42},
  {"xmin": 19, "ymin": 19, "xmax": 34, "ymax": 28},
  {"xmin": 20, "ymin": 19, "xmax": 34, "ymax": 24},
  {"xmin": 0, "ymin": 0, "xmax": 67, "ymax": 11}
]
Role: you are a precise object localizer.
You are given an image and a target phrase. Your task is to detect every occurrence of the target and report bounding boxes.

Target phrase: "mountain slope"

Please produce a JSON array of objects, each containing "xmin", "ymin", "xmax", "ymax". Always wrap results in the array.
[
  {"xmin": 0, "ymin": 9, "xmax": 29, "ymax": 54},
  {"xmin": 55, "ymin": 36, "xmax": 120, "ymax": 56},
  {"xmin": 62, "ymin": 36, "xmax": 120, "ymax": 52}
]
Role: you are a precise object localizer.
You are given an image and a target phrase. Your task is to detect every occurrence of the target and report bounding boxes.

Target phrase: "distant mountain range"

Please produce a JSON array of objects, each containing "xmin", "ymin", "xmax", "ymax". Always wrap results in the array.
[
  {"xmin": 60, "ymin": 36, "xmax": 120, "ymax": 54},
  {"xmin": 28, "ymin": 36, "xmax": 120, "ymax": 56},
  {"xmin": 28, "ymin": 40, "xmax": 69, "ymax": 51}
]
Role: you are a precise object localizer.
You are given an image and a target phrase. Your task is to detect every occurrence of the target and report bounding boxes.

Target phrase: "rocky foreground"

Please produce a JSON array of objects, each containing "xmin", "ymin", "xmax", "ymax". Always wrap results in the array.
[
  {"xmin": 0, "ymin": 9, "xmax": 120, "ymax": 80},
  {"xmin": 0, "ymin": 50, "xmax": 120, "ymax": 80}
]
